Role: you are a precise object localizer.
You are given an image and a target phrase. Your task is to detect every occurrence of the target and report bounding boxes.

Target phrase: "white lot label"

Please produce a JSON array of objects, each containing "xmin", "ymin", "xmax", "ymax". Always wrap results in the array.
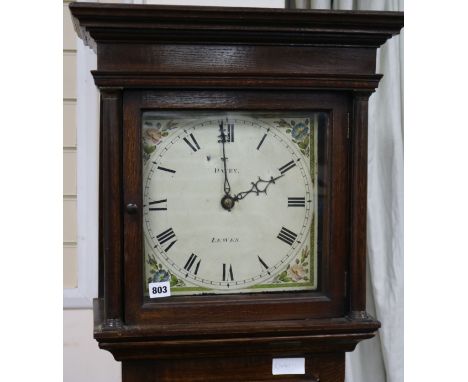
[
  {"xmin": 148, "ymin": 281, "xmax": 171, "ymax": 298},
  {"xmin": 272, "ymin": 358, "xmax": 305, "ymax": 375}
]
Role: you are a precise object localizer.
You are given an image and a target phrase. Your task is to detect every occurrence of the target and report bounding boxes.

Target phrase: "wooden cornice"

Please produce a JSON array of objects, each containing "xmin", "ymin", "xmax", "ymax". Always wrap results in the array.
[
  {"xmin": 69, "ymin": 2, "xmax": 403, "ymax": 51},
  {"xmin": 92, "ymin": 72, "xmax": 383, "ymax": 91}
]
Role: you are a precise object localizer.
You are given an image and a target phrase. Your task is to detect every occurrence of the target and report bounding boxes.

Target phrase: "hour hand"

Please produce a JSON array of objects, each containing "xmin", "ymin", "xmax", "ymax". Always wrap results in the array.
[{"xmin": 233, "ymin": 174, "xmax": 284, "ymax": 202}]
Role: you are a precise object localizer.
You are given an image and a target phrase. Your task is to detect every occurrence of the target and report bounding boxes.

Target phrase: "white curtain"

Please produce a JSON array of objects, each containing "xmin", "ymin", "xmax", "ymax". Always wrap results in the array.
[{"xmin": 288, "ymin": 2, "xmax": 404, "ymax": 382}]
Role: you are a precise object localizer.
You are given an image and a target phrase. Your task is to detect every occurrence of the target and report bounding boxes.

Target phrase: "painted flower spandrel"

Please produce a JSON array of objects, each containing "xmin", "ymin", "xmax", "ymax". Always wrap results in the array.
[
  {"xmin": 151, "ymin": 269, "xmax": 170, "ymax": 283},
  {"xmin": 274, "ymin": 118, "xmax": 311, "ymax": 158},
  {"xmin": 287, "ymin": 263, "xmax": 307, "ymax": 281},
  {"xmin": 142, "ymin": 120, "xmax": 176, "ymax": 163},
  {"xmin": 146, "ymin": 251, "xmax": 186, "ymax": 289},
  {"xmin": 291, "ymin": 122, "xmax": 309, "ymax": 141},
  {"xmin": 145, "ymin": 127, "xmax": 163, "ymax": 145},
  {"xmin": 271, "ymin": 245, "xmax": 310, "ymax": 284}
]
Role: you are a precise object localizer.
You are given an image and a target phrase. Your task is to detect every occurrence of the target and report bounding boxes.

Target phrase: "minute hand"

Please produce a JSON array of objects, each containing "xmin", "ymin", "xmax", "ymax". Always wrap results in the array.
[
  {"xmin": 219, "ymin": 121, "xmax": 232, "ymax": 196},
  {"xmin": 233, "ymin": 174, "xmax": 284, "ymax": 202}
]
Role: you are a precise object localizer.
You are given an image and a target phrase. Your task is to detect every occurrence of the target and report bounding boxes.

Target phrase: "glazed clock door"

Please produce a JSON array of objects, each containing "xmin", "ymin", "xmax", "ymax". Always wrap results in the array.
[{"xmin": 123, "ymin": 90, "xmax": 350, "ymax": 326}]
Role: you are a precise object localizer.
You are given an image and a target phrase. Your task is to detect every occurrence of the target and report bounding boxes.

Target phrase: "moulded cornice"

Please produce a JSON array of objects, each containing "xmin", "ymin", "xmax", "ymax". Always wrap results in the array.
[
  {"xmin": 69, "ymin": 2, "xmax": 403, "ymax": 51},
  {"xmin": 91, "ymin": 71, "xmax": 383, "ymax": 91}
]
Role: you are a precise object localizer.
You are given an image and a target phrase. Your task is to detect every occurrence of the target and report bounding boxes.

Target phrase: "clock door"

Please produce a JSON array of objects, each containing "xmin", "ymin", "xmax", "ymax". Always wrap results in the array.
[{"xmin": 122, "ymin": 90, "xmax": 350, "ymax": 327}]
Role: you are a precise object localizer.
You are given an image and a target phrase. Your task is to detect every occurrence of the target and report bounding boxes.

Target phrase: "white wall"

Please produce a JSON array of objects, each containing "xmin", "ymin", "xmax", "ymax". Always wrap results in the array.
[{"xmin": 64, "ymin": 310, "xmax": 121, "ymax": 382}]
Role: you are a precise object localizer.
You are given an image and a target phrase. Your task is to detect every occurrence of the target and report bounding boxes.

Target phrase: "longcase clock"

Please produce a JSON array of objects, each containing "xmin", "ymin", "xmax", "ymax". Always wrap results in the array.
[{"xmin": 70, "ymin": 3, "xmax": 403, "ymax": 382}]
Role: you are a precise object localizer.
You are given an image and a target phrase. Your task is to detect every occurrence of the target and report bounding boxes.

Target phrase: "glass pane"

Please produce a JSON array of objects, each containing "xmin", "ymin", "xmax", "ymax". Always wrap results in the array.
[{"xmin": 141, "ymin": 111, "xmax": 327, "ymax": 296}]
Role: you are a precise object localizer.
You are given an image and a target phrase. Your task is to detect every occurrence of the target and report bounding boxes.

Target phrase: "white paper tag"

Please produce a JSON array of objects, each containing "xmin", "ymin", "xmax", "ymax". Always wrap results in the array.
[
  {"xmin": 148, "ymin": 281, "xmax": 171, "ymax": 298},
  {"xmin": 272, "ymin": 358, "xmax": 305, "ymax": 375}
]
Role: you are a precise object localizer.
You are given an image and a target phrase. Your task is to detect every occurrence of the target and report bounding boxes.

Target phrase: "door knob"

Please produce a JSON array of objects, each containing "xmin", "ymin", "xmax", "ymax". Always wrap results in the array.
[{"xmin": 126, "ymin": 203, "xmax": 138, "ymax": 214}]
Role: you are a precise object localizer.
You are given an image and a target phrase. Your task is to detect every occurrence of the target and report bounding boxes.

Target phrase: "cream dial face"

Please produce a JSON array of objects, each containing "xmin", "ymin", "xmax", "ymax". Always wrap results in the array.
[{"xmin": 142, "ymin": 112, "xmax": 318, "ymax": 295}]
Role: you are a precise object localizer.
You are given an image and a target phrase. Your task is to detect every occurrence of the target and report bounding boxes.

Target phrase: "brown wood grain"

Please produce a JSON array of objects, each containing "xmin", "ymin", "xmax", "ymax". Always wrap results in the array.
[
  {"xmin": 97, "ymin": 44, "xmax": 376, "ymax": 74},
  {"xmin": 122, "ymin": 354, "xmax": 344, "ymax": 382},
  {"xmin": 100, "ymin": 89, "xmax": 124, "ymax": 328},
  {"xmin": 349, "ymin": 92, "xmax": 370, "ymax": 316},
  {"xmin": 91, "ymin": 72, "xmax": 383, "ymax": 92}
]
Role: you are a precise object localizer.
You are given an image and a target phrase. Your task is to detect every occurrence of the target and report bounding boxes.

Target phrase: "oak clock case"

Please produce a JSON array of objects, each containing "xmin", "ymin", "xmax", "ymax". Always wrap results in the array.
[{"xmin": 70, "ymin": 3, "xmax": 403, "ymax": 382}]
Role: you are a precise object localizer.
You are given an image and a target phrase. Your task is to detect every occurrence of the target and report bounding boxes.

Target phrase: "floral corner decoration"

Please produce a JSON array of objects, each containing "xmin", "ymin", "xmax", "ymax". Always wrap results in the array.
[
  {"xmin": 275, "ymin": 118, "xmax": 310, "ymax": 158},
  {"xmin": 147, "ymin": 252, "xmax": 186, "ymax": 288},
  {"xmin": 142, "ymin": 119, "xmax": 178, "ymax": 164},
  {"xmin": 273, "ymin": 246, "xmax": 310, "ymax": 284}
]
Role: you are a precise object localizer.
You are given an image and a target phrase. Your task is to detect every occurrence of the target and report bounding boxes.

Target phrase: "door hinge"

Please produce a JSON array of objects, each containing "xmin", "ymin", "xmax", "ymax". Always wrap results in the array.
[
  {"xmin": 344, "ymin": 271, "xmax": 348, "ymax": 297},
  {"xmin": 347, "ymin": 112, "xmax": 350, "ymax": 139}
]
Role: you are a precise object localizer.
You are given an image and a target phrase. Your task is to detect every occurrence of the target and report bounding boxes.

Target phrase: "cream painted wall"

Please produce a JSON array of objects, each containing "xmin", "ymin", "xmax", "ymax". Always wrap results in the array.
[
  {"xmin": 64, "ymin": 310, "xmax": 121, "ymax": 382},
  {"xmin": 63, "ymin": 0, "xmax": 78, "ymax": 289},
  {"xmin": 64, "ymin": 1, "xmax": 284, "ymax": 382}
]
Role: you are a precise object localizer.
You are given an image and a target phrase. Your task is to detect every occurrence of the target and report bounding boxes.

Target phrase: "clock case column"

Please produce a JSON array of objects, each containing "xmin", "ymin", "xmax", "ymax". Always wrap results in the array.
[
  {"xmin": 70, "ymin": 3, "xmax": 403, "ymax": 382},
  {"xmin": 99, "ymin": 88, "xmax": 124, "ymax": 330},
  {"xmin": 349, "ymin": 91, "xmax": 373, "ymax": 321}
]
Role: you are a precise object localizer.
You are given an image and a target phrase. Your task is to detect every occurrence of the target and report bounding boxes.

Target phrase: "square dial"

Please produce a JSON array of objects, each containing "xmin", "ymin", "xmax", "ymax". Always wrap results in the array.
[{"xmin": 142, "ymin": 111, "xmax": 325, "ymax": 296}]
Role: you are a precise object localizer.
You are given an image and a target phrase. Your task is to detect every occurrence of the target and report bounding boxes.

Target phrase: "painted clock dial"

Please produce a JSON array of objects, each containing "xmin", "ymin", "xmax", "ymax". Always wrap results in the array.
[{"xmin": 142, "ymin": 111, "xmax": 320, "ymax": 296}]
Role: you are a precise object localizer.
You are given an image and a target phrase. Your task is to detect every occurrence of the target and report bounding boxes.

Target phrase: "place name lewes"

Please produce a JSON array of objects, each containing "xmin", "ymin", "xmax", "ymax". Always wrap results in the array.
[
  {"xmin": 214, "ymin": 168, "xmax": 239, "ymax": 174},
  {"xmin": 211, "ymin": 237, "xmax": 240, "ymax": 243}
]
